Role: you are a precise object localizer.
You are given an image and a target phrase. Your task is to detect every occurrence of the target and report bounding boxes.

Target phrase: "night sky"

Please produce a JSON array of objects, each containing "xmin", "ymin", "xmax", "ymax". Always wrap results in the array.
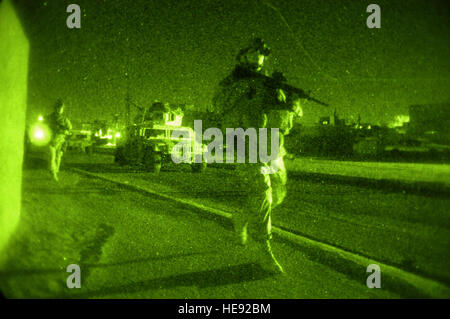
[{"xmin": 11, "ymin": 0, "xmax": 450, "ymax": 125}]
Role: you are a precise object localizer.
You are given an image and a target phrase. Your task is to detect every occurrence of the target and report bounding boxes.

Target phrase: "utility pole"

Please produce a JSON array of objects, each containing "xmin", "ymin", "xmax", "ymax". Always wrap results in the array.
[
  {"xmin": 124, "ymin": 7, "xmax": 131, "ymax": 126},
  {"xmin": 125, "ymin": 76, "xmax": 130, "ymax": 125}
]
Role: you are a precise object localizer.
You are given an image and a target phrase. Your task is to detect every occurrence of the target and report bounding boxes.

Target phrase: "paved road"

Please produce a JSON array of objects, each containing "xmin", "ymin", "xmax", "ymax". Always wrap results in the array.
[
  {"xmin": 285, "ymin": 157, "xmax": 450, "ymax": 187},
  {"xmin": 66, "ymin": 154, "xmax": 450, "ymax": 287},
  {"xmin": 0, "ymin": 165, "xmax": 398, "ymax": 298},
  {"xmin": 2, "ymin": 152, "xmax": 449, "ymax": 298}
]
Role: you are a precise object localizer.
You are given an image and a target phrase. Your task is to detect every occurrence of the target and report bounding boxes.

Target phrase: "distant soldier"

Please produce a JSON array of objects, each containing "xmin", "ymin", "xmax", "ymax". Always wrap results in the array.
[
  {"xmin": 46, "ymin": 99, "xmax": 72, "ymax": 181},
  {"xmin": 212, "ymin": 38, "xmax": 302, "ymax": 274}
]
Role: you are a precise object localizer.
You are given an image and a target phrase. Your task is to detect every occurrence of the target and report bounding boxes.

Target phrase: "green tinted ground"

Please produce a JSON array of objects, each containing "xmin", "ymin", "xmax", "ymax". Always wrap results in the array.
[
  {"xmin": 68, "ymin": 154, "xmax": 450, "ymax": 287},
  {"xmin": 0, "ymin": 167, "xmax": 397, "ymax": 298}
]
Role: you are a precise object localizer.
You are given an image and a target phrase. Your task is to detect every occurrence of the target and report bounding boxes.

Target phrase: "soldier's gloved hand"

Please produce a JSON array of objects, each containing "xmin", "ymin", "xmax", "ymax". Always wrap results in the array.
[
  {"xmin": 292, "ymin": 99, "xmax": 303, "ymax": 117},
  {"xmin": 277, "ymin": 88, "xmax": 286, "ymax": 103}
]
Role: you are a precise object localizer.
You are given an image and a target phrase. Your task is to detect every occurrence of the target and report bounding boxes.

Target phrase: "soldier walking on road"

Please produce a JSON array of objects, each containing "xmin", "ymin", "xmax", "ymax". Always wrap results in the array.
[
  {"xmin": 46, "ymin": 99, "xmax": 72, "ymax": 182},
  {"xmin": 212, "ymin": 38, "xmax": 302, "ymax": 274}
]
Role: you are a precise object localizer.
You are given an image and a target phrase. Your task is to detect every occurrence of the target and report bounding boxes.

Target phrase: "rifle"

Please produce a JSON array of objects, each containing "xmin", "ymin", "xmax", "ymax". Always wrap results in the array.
[{"xmin": 232, "ymin": 66, "xmax": 329, "ymax": 107}]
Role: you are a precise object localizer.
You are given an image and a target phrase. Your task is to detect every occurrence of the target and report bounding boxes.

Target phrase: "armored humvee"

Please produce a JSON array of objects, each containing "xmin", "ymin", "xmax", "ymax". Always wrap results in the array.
[{"xmin": 114, "ymin": 123, "xmax": 206, "ymax": 173}]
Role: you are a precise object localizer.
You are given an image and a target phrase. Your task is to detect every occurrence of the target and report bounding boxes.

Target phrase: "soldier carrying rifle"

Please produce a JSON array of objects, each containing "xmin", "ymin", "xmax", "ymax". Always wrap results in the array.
[
  {"xmin": 45, "ymin": 99, "xmax": 72, "ymax": 182},
  {"xmin": 212, "ymin": 37, "xmax": 328, "ymax": 273}
]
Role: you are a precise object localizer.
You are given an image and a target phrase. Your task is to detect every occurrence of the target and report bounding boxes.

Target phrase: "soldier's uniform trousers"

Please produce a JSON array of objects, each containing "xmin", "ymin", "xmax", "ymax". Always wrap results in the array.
[
  {"xmin": 233, "ymin": 157, "xmax": 287, "ymax": 242},
  {"xmin": 48, "ymin": 134, "xmax": 66, "ymax": 175}
]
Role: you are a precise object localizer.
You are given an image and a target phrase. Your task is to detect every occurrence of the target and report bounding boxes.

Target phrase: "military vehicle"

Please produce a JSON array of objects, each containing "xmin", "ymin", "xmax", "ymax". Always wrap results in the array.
[
  {"xmin": 115, "ymin": 100, "xmax": 207, "ymax": 173},
  {"xmin": 114, "ymin": 122, "xmax": 207, "ymax": 173},
  {"xmin": 67, "ymin": 129, "xmax": 94, "ymax": 153}
]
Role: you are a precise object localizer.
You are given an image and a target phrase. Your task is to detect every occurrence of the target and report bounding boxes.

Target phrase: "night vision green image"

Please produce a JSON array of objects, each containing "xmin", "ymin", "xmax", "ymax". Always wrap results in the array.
[{"xmin": 0, "ymin": 0, "xmax": 449, "ymax": 299}]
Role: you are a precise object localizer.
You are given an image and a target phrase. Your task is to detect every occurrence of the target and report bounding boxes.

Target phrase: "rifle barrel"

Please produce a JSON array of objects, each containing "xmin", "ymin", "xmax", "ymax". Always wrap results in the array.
[{"xmin": 245, "ymin": 69, "xmax": 329, "ymax": 107}]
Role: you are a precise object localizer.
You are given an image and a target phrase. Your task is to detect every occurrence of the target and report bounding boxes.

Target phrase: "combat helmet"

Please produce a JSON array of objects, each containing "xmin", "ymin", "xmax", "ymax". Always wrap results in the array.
[
  {"xmin": 236, "ymin": 37, "xmax": 271, "ymax": 71},
  {"xmin": 53, "ymin": 98, "xmax": 64, "ymax": 111}
]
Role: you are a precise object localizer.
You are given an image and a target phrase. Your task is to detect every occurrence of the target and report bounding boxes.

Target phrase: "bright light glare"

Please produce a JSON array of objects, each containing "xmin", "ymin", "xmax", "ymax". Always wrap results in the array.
[
  {"xmin": 389, "ymin": 115, "xmax": 410, "ymax": 128},
  {"xmin": 28, "ymin": 123, "xmax": 51, "ymax": 146},
  {"xmin": 34, "ymin": 129, "xmax": 44, "ymax": 140},
  {"xmin": 115, "ymin": 132, "xmax": 121, "ymax": 138}
]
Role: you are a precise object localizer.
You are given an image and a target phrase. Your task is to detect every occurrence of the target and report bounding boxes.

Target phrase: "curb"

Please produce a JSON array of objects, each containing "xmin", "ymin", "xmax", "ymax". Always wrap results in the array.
[{"xmin": 287, "ymin": 170, "xmax": 450, "ymax": 197}]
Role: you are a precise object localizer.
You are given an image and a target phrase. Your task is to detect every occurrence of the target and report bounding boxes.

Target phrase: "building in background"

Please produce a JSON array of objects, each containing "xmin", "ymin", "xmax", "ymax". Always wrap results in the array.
[{"xmin": 409, "ymin": 103, "xmax": 450, "ymax": 144}]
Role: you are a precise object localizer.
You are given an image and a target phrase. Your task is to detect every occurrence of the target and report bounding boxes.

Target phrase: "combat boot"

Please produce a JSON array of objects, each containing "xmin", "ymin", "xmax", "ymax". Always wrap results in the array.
[
  {"xmin": 233, "ymin": 217, "xmax": 248, "ymax": 246},
  {"xmin": 50, "ymin": 169, "xmax": 59, "ymax": 182},
  {"xmin": 255, "ymin": 240, "xmax": 284, "ymax": 274},
  {"xmin": 238, "ymin": 224, "xmax": 248, "ymax": 246}
]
